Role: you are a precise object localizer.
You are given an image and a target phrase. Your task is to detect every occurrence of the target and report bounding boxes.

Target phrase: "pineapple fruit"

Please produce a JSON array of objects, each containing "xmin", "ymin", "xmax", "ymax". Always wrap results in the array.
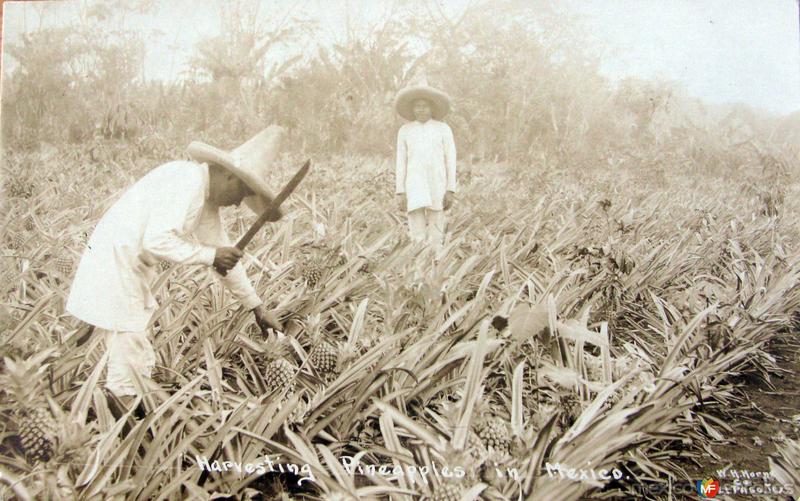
[
  {"xmin": 473, "ymin": 398, "xmax": 511, "ymax": 457},
  {"xmin": 559, "ymin": 392, "xmax": 582, "ymax": 428},
  {"xmin": 55, "ymin": 255, "xmax": 73, "ymax": 275},
  {"xmin": 431, "ymin": 480, "xmax": 464, "ymax": 501},
  {"xmin": 476, "ymin": 416, "xmax": 511, "ymax": 456},
  {"xmin": 1, "ymin": 267, "xmax": 17, "ymax": 291},
  {"xmin": 19, "ymin": 407, "xmax": 58, "ymax": 462},
  {"xmin": 8, "ymin": 177, "xmax": 35, "ymax": 199},
  {"xmin": 309, "ymin": 339, "xmax": 338, "ymax": 376},
  {"xmin": 300, "ymin": 258, "xmax": 325, "ymax": 287},
  {"xmin": 258, "ymin": 338, "xmax": 296, "ymax": 395},
  {"xmin": 264, "ymin": 358, "xmax": 295, "ymax": 394},
  {"xmin": 11, "ymin": 232, "xmax": 25, "ymax": 250},
  {"xmin": 466, "ymin": 431, "xmax": 486, "ymax": 461},
  {"xmin": 302, "ymin": 314, "xmax": 339, "ymax": 377},
  {"xmin": 431, "ymin": 442, "xmax": 478, "ymax": 501},
  {"xmin": 2, "ymin": 351, "xmax": 58, "ymax": 463}
]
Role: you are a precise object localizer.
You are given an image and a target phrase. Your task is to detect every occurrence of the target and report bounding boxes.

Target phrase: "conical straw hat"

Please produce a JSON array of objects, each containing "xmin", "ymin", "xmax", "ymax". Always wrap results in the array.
[{"xmin": 187, "ymin": 125, "xmax": 284, "ymax": 220}]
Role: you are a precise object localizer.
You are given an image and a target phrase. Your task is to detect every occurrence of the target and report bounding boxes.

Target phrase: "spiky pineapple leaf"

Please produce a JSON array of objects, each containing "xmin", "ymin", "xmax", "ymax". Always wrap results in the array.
[{"xmin": 69, "ymin": 350, "xmax": 108, "ymax": 426}]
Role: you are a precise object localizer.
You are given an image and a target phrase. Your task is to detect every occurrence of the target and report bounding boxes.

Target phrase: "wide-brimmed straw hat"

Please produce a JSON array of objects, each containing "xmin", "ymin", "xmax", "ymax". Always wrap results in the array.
[
  {"xmin": 187, "ymin": 125, "xmax": 284, "ymax": 220},
  {"xmin": 394, "ymin": 76, "xmax": 451, "ymax": 121}
]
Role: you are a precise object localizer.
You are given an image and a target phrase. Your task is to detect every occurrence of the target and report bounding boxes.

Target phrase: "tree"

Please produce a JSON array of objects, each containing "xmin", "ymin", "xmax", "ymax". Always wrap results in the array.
[{"xmin": 3, "ymin": 0, "xmax": 149, "ymax": 146}]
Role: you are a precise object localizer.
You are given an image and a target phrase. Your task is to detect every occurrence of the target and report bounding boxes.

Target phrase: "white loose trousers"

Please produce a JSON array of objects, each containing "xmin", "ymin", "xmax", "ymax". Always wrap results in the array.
[
  {"xmin": 103, "ymin": 329, "xmax": 156, "ymax": 398},
  {"xmin": 407, "ymin": 208, "xmax": 446, "ymax": 251}
]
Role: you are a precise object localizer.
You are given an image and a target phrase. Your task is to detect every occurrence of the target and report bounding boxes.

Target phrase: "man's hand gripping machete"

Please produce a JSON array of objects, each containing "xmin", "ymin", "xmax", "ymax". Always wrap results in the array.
[{"xmin": 215, "ymin": 159, "xmax": 311, "ymax": 275}]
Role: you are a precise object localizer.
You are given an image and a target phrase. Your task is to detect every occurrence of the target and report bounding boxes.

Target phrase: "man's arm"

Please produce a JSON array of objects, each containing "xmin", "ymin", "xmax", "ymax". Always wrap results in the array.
[
  {"xmin": 141, "ymin": 175, "xmax": 216, "ymax": 266},
  {"xmin": 196, "ymin": 210, "xmax": 281, "ymax": 332},
  {"xmin": 396, "ymin": 126, "xmax": 407, "ymax": 195},
  {"xmin": 396, "ymin": 126, "xmax": 408, "ymax": 212},
  {"xmin": 218, "ymin": 263, "xmax": 263, "ymax": 310},
  {"xmin": 194, "ymin": 207, "xmax": 262, "ymax": 310},
  {"xmin": 443, "ymin": 123, "xmax": 457, "ymax": 193}
]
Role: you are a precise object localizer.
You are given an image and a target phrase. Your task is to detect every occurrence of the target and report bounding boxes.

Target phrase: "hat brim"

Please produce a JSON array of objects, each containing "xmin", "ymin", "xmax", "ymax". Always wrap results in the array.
[
  {"xmin": 395, "ymin": 86, "xmax": 451, "ymax": 121},
  {"xmin": 186, "ymin": 142, "xmax": 282, "ymax": 221}
]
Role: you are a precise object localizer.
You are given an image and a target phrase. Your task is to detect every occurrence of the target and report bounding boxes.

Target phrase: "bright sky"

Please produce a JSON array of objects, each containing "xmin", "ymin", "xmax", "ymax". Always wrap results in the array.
[
  {"xmin": 572, "ymin": 0, "xmax": 800, "ymax": 116},
  {"xmin": 3, "ymin": 0, "xmax": 799, "ymax": 116}
]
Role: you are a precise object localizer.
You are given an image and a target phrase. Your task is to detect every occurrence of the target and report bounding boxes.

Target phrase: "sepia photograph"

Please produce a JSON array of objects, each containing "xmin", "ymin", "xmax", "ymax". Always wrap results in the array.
[{"xmin": 1, "ymin": 0, "xmax": 800, "ymax": 499}]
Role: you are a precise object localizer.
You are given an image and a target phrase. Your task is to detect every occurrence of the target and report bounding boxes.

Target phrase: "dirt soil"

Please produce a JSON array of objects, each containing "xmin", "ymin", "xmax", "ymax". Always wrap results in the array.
[{"xmin": 681, "ymin": 336, "xmax": 800, "ymax": 500}]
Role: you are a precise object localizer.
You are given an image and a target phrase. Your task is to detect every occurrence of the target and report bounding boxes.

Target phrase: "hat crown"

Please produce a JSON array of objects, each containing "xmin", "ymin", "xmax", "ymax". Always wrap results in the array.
[{"xmin": 231, "ymin": 125, "xmax": 283, "ymax": 175}]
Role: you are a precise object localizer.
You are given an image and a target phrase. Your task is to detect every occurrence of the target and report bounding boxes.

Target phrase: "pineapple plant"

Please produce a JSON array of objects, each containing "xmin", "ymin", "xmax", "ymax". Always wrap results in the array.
[
  {"xmin": 476, "ymin": 416, "xmax": 511, "ymax": 456},
  {"xmin": 771, "ymin": 437, "xmax": 800, "ymax": 494},
  {"xmin": 309, "ymin": 337, "xmax": 339, "ymax": 376},
  {"xmin": 301, "ymin": 258, "xmax": 325, "ymax": 287},
  {"xmin": 466, "ymin": 431, "xmax": 486, "ymax": 461},
  {"xmin": 0, "ymin": 339, "xmax": 25, "ymax": 373},
  {"xmin": 433, "ymin": 398, "xmax": 489, "ymax": 462},
  {"xmin": 258, "ymin": 338, "xmax": 297, "ymax": 395},
  {"xmin": 431, "ymin": 480, "xmax": 464, "ymax": 501},
  {"xmin": 10, "ymin": 231, "xmax": 25, "ymax": 250},
  {"xmin": 264, "ymin": 358, "xmax": 295, "ymax": 394},
  {"xmin": 8, "ymin": 177, "xmax": 35, "ymax": 199},
  {"xmin": 606, "ymin": 355, "xmax": 650, "ymax": 405},
  {"xmin": 559, "ymin": 392, "xmax": 582, "ymax": 428},
  {"xmin": 19, "ymin": 407, "xmax": 58, "ymax": 462},
  {"xmin": 1, "ymin": 266, "xmax": 17, "ymax": 291},
  {"xmin": 473, "ymin": 400, "xmax": 511, "ymax": 456},
  {"xmin": 55, "ymin": 255, "xmax": 73, "ymax": 275},
  {"xmin": 429, "ymin": 440, "xmax": 480, "ymax": 501},
  {"xmin": 610, "ymin": 248, "xmax": 635, "ymax": 274},
  {"xmin": 1, "ymin": 350, "xmax": 59, "ymax": 464}
]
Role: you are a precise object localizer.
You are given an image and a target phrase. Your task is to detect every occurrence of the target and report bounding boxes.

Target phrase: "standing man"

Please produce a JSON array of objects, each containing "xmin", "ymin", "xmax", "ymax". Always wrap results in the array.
[
  {"xmin": 66, "ymin": 126, "xmax": 286, "ymax": 407},
  {"xmin": 394, "ymin": 77, "xmax": 457, "ymax": 252}
]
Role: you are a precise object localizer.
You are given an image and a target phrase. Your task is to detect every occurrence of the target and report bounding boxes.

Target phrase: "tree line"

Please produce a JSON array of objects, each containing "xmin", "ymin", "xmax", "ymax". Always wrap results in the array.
[{"xmin": 2, "ymin": 0, "xmax": 797, "ymax": 174}]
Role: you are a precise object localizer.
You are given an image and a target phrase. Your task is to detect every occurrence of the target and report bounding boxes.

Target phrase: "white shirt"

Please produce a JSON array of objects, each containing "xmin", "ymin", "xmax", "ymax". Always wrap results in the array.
[
  {"xmin": 66, "ymin": 161, "xmax": 262, "ymax": 332},
  {"xmin": 395, "ymin": 119, "xmax": 457, "ymax": 212}
]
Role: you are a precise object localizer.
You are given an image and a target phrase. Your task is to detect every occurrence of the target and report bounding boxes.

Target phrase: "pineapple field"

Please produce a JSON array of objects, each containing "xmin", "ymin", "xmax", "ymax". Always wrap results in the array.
[
  {"xmin": 3, "ymin": 1, "xmax": 800, "ymax": 499},
  {"xmin": 2, "ymin": 140, "xmax": 800, "ymax": 500}
]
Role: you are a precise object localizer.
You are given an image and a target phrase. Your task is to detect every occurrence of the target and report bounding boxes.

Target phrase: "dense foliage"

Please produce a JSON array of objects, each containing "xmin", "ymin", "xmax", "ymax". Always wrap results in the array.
[{"xmin": 3, "ymin": 0, "xmax": 797, "ymax": 165}]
